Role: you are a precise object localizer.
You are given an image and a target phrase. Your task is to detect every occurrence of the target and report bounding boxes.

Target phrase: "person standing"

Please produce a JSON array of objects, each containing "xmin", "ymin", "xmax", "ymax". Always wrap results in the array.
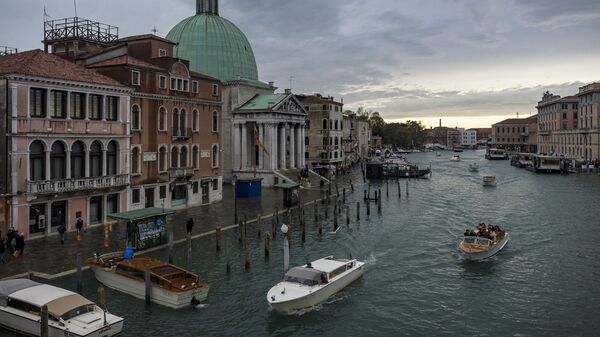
[
  {"xmin": 186, "ymin": 218, "xmax": 194, "ymax": 235},
  {"xmin": 75, "ymin": 216, "xmax": 84, "ymax": 240},
  {"xmin": 57, "ymin": 223, "xmax": 67, "ymax": 245},
  {"xmin": 14, "ymin": 234, "xmax": 25, "ymax": 259}
]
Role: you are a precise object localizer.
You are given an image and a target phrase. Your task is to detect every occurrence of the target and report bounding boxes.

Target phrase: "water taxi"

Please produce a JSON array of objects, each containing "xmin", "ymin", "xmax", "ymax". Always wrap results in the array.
[
  {"xmin": 527, "ymin": 155, "xmax": 565, "ymax": 174},
  {"xmin": 483, "ymin": 175, "xmax": 496, "ymax": 186},
  {"xmin": 450, "ymin": 155, "xmax": 461, "ymax": 162},
  {"xmin": 87, "ymin": 252, "xmax": 209, "ymax": 309},
  {"xmin": 459, "ymin": 224, "xmax": 509, "ymax": 260},
  {"xmin": 0, "ymin": 279, "xmax": 123, "ymax": 337},
  {"xmin": 468, "ymin": 162, "xmax": 480, "ymax": 172},
  {"xmin": 267, "ymin": 256, "xmax": 364, "ymax": 312},
  {"xmin": 485, "ymin": 148, "xmax": 508, "ymax": 160}
]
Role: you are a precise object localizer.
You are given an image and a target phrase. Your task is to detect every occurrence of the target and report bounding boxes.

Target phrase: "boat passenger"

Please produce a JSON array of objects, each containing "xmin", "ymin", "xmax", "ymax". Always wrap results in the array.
[
  {"xmin": 306, "ymin": 262, "xmax": 313, "ymax": 269},
  {"xmin": 464, "ymin": 229, "xmax": 470, "ymax": 236}
]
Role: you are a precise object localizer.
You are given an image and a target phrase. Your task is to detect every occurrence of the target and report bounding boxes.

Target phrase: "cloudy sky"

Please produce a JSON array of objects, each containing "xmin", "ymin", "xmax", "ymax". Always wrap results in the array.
[{"xmin": 1, "ymin": 0, "xmax": 599, "ymax": 128}]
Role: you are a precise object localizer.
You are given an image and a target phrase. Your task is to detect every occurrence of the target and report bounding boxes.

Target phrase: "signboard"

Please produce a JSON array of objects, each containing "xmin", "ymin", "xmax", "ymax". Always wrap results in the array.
[
  {"xmin": 201, "ymin": 150, "xmax": 210, "ymax": 158},
  {"xmin": 143, "ymin": 152, "xmax": 157, "ymax": 162}
]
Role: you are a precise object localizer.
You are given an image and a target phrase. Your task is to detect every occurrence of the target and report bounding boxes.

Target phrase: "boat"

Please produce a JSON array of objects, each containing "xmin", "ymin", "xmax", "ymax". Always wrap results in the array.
[
  {"xmin": 450, "ymin": 155, "xmax": 461, "ymax": 162},
  {"xmin": 453, "ymin": 146, "xmax": 464, "ymax": 153},
  {"xmin": 87, "ymin": 252, "xmax": 209, "ymax": 309},
  {"xmin": 0, "ymin": 279, "xmax": 123, "ymax": 337},
  {"xmin": 526, "ymin": 155, "xmax": 566, "ymax": 174},
  {"xmin": 267, "ymin": 256, "xmax": 364, "ymax": 312},
  {"xmin": 485, "ymin": 148, "xmax": 508, "ymax": 160},
  {"xmin": 367, "ymin": 161, "xmax": 431, "ymax": 179},
  {"xmin": 468, "ymin": 162, "xmax": 480, "ymax": 172},
  {"xmin": 436, "ymin": 151, "xmax": 441, "ymax": 157},
  {"xmin": 459, "ymin": 224, "xmax": 509, "ymax": 260},
  {"xmin": 483, "ymin": 175, "xmax": 496, "ymax": 186}
]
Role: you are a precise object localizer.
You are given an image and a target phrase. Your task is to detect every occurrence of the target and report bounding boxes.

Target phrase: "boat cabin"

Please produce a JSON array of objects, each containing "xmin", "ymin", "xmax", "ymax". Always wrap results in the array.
[{"xmin": 463, "ymin": 236, "xmax": 493, "ymax": 247}]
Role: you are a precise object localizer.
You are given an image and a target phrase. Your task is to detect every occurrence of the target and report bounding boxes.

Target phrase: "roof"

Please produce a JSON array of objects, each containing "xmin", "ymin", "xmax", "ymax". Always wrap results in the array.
[
  {"xmin": 0, "ymin": 279, "xmax": 40, "ymax": 306},
  {"xmin": 87, "ymin": 55, "xmax": 165, "ymax": 71},
  {"xmin": 0, "ymin": 49, "xmax": 124, "ymax": 86},
  {"xmin": 108, "ymin": 207, "xmax": 176, "ymax": 222},
  {"xmin": 238, "ymin": 94, "xmax": 288, "ymax": 111},
  {"xmin": 310, "ymin": 257, "xmax": 350, "ymax": 273},
  {"xmin": 274, "ymin": 182, "xmax": 300, "ymax": 189},
  {"xmin": 10, "ymin": 284, "xmax": 73, "ymax": 307},
  {"xmin": 493, "ymin": 117, "xmax": 535, "ymax": 126},
  {"xmin": 118, "ymin": 34, "xmax": 175, "ymax": 45},
  {"xmin": 297, "ymin": 94, "xmax": 343, "ymax": 106}
]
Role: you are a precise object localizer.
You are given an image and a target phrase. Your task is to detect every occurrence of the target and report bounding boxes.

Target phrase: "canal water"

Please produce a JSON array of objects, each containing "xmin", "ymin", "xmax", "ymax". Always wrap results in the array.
[{"xmin": 7, "ymin": 150, "xmax": 600, "ymax": 336}]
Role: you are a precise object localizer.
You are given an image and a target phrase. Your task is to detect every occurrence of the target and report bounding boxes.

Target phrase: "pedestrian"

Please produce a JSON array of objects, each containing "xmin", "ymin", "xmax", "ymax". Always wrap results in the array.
[
  {"xmin": 10, "ymin": 235, "xmax": 16, "ymax": 256},
  {"xmin": 186, "ymin": 218, "xmax": 194, "ymax": 235},
  {"xmin": 14, "ymin": 234, "xmax": 25, "ymax": 258},
  {"xmin": 57, "ymin": 223, "xmax": 67, "ymax": 245},
  {"xmin": 75, "ymin": 215, "xmax": 84, "ymax": 240}
]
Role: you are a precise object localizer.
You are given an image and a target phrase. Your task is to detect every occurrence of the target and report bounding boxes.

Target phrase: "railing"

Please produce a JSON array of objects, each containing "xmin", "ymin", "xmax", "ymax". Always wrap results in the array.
[
  {"xmin": 28, "ymin": 174, "xmax": 129, "ymax": 194},
  {"xmin": 172, "ymin": 127, "xmax": 193, "ymax": 139},
  {"xmin": 169, "ymin": 167, "xmax": 195, "ymax": 179},
  {"xmin": 0, "ymin": 46, "xmax": 17, "ymax": 56},
  {"xmin": 44, "ymin": 17, "xmax": 118, "ymax": 44}
]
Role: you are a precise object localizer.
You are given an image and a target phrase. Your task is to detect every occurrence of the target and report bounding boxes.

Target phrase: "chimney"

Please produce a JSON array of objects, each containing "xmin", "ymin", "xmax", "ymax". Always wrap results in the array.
[
  {"xmin": 439, "ymin": 119, "xmax": 441, "ymax": 128},
  {"xmin": 284, "ymin": 89, "xmax": 291, "ymax": 94},
  {"xmin": 268, "ymin": 81, "xmax": 274, "ymax": 87}
]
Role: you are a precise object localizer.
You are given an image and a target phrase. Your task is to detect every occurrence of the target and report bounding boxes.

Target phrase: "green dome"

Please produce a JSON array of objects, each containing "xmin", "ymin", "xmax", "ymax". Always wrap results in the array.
[{"xmin": 167, "ymin": 10, "xmax": 259, "ymax": 82}]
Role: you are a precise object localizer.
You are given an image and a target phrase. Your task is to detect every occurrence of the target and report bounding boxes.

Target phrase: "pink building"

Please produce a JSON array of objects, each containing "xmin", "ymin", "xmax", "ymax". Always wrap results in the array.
[{"xmin": 0, "ymin": 50, "xmax": 132, "ymax": 239}]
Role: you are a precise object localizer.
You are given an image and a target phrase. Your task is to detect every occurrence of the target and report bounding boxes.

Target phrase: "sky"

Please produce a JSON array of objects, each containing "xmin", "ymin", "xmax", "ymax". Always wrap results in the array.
[{"xmin": 1, "ymin": 0, "xmax": 599, "ymax": 128}]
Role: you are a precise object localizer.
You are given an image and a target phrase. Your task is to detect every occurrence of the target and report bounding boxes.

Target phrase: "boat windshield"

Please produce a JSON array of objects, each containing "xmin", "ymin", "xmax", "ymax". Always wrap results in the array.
[
  {"xmin": 60, "ymin": 304, "xmax": 96, "ymax": 321},
  {"xmin": 284, "ymin": 267, "xmax": 325, "ymax": 286}
]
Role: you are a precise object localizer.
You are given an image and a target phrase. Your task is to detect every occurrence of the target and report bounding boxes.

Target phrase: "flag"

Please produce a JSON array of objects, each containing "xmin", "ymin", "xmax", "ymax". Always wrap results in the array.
[{"xmin": 254, "ymin": 124, "xmax": 270, "ymax": 155}]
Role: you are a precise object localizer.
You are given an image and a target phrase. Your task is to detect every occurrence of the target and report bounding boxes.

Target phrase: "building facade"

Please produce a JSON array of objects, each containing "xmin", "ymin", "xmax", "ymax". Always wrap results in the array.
[
  {"xmin": 342, "ymin": 112, "xmax": 370, "ymax": 165},
  {"xmin": 575, "ymin": 83, "xmax": 600, "ymax": 161},
  {"xmin": 447, "ymin": 128, "xmax": 464, "ymax": 148},
  {"xmin": 461, "ymin": 130, "xmax": 477, "ymax": 147},
  {"xmin": 492, "ymin": 116, "xmax": 537, "ymax": 152},
  {"xmin": 86, "ymin": 35, "xmax": 223, "ymax": 209},
  {"xmin": 0, "ymin": 50, "xmax": 131, "ymax": 238},
  {"xmin": 299, "ymin": 94, "xmax": 344, "ymax": 168}
]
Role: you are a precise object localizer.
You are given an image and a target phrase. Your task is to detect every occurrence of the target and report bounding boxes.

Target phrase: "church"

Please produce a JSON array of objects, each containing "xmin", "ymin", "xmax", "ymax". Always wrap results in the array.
[{"xmin": 167, "ymin": 0, "xmax": 308, "ymax": 186}]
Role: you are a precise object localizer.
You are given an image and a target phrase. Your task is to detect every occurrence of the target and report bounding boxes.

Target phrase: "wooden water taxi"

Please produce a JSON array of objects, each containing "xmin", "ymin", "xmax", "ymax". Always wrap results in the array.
[
  {"xmin": 87, "ymin": 252, "xmax": 209, "ymax": 309},
  {"xmin": 459, "ymin": 224, "xmax": 509, "ymax": 260},
  {"xmin": 483, "ymin": 176, "xmax": 496, "ymax": 186}
]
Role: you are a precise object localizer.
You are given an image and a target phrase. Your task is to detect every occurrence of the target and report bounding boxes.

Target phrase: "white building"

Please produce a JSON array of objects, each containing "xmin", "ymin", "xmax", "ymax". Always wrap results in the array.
[{"xmin": 461, "ymin": 130, "xmax": 477, "ymax": 147}]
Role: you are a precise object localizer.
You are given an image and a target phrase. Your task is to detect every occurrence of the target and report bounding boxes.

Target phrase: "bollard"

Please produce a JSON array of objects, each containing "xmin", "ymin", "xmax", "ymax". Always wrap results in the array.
[
  {"xmin": 145, "ymin": 264, "xmax": 152, "ymax": 305},
  {"xmin": 76, "ymin": 253, "xmax": 83, "ymax": 293},
  {"xmin": 264, "ymin": 233, "xmax": 271, "ymax": 258},
  {"xmin": 318, "ymin": 215, "xmax": 323, "ymax": 236},
  {"xmin": 406, "ymin": 179, "xmax": 409, "ymax": 197},
  {"xmin": 168, "ymin": 231, "xmax": 174, "ymax": 263},
  {"xmin": 216, "ymin": 224, "xmax": 222, "ymax": 253},
  {"xmin": 257, "ymin": 214, "xmax": 262, "ymax": 238},
  {"xmin": 186, "ymin": 232, "xmax": 193, "ymax": 271},
  {"xmin": 357, "ymin": 201, "xmax": 360, "ymax": 221},
  {"xmin": 343, "ymin": 188, "xmax": 346, "ymax": 204},
  {"xmin": 40, "ymin": 305, "xmax": 49, "ymax": 337},
  {"xmin": 97, "ymin": 286, "xmax": 106, "ymax": 311},
  {"xmin": 346, "ymin": 206, "xmax": 350, "ymax": 226}
]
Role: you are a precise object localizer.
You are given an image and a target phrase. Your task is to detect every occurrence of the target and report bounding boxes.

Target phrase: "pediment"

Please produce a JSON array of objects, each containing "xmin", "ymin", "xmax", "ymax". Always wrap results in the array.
[{"xmin": 275, "ymin": 96, "xmax": 306, "ymax": 115}]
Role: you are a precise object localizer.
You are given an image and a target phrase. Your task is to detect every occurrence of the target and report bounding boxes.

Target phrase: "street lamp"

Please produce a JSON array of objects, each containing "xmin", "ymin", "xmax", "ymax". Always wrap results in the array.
[{"xmin": 233, "ymin": 174, "xmax": 238, "ymax": 224}]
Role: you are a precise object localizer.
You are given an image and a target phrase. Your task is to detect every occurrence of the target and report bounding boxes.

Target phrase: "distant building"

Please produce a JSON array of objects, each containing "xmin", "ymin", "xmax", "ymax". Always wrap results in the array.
[
  {"xmin": 342, "ymin": 112, "xmax": 371, "ymax": 164},
  {"xmin": 447, "ymin": 128, "xmax": 464, "ymax": 148},
  {"xmin": 575, "ymin": 83, "xmax": 600, "ymax": 161},
  {"xmin": 461, "ymin": 130, "xmax": 477, "ymax": 147},
  {"xmin": 468, "ymin": 128, "xmax": 492, "ymax": 145},
  {"xmin": 491, "ymin": 116, "xmax": 537, "ymax": 152},
  {"xmin": 371, "ymin": 136, "xmax": 383, "ymax": 149},
  {"xmin": 425, "ymin": 127, "xmax": 449, "ymax": 146}
]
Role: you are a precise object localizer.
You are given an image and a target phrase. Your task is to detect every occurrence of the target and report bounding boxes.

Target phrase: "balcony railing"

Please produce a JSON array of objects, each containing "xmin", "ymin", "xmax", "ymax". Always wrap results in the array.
[
  {"xmin": 172, "ymin": 128, "xmax": 192, "ymax": 139},
  {"xmin": 28, "ymin": 174, "xmax": 129, "ymax": 194},
  {"xmin": 169, "ymin": 167, "xmax": 195, "ymax": 179}
]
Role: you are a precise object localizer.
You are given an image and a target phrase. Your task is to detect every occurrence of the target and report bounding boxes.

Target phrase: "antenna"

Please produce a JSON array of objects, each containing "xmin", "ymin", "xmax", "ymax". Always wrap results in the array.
[
  {"xmin": 151, "ymin": 26, "xmax": 159, "ymax": 34},
  {"xmin": 517, "ymin": 112, "xmax": 519, "ymax": 118},
  {"xmin": 73, "ymin": 0, "xmax": 78, "ymax": 17}
]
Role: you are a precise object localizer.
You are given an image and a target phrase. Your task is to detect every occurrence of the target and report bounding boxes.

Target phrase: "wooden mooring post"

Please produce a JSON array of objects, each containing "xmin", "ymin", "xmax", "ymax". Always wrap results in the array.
[
  {"xmin": 343, "ymin": 188, "xmax": 346, "ymax": 204},
  {"xmin": 333, "ymin": 203, "xmax": 339, "ymax": 231},
  {"xmin": 76, "ymin": 253, "xmax": 83, "ymax": 293},
  {"xmin": 97, "ymin": 286, "xmax": 106, "ymax": 311},
  {"xmin": 356, "ymin": 202, "xmax": 360, "ymax": 221},
  {"xmin": 186, "ymin": 232, "xmax": 192, "ymax": 271},
  {"xmin": 346, "ymin": 205, "xmax": 350, "ymax": 226},
  {"xmin": 264, "ymin": 233, "xmax": 271, "ymax": 258},
  {"xmin": 367, "ymin": 198, "xmax": 371, "ymax": 216},
  {"xmin": 318, "ymin": 214, "xmax": 323, "ymax": 236},
  {"xmin": 378, "ymin": 189, "xmax": 382, "ymax": 213},
  {"xmin": 216, "ymin": 224, "xmax": 222, "ymax": 253},
  {"xmin": 406, "ymin": 179, "xmax": 409, "ymax": 197},
  {"xmin": 257, "ymin": 214, "xmax": 262, "ymax": 238},
  {"xmin": 145, "ymin": 264, "xmax": 152, "ymax": 305},
  {"xmin": 40, "ymin": 305, "xmax": 49, "ymax": 337},
  {"xmin": 271, "ymin": 215, "xmax": 277, "ymax": 240},
  {"xmin": 168, "ymin": 231, "xmax": 174, "ymax": 263}
]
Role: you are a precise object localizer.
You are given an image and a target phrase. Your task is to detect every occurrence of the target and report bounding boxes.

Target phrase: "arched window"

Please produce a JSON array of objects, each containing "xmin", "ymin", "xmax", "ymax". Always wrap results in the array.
[
  {"xmin": 306, "ymin": 120, "xmax": 310, "ymax": 130},
  {"xmin": 90, "ymin": 141, "xmax": 103, "ymax": 177},
  {"xmin": 180, "ymin": 109, "xmax": 186, "ymax": 133},
  {"xmin": 180, "ymin": 146, "xmax": 188, "ymax": 167},
  {"xmin": 193, "ymin": 110, "xmax": 199, "ymax": 131},
  {"xmin": 159, "ymin": 146, "xmax": 167, "ymax": 172},
  {"xmin": 322, "ymin": 119, "xmax": 328, "ymax": 130},
  {"xmin": 212, "ymin": 111, "xmax": 218, "ymax": 132},
  {"xmin": 50, "ymin": 141, "xmax": 66, "ymax": 180},
  {"xmin": 193, "ymin": 146, "xmax": 199, "ymax": 169},
  {"xmin": 29, "ymin": 140, "xmax": 46, "ymax": 181},
  {"xmin": 172, "ymin": 108, "xmax": 180, "ymax": 135},
  {"xmin": 132, "ymin": 105, "xmax": 140, "ymax": 130},
  {"xmin": 334, "ymin": 120, "xmax": 338, "ymax": 130},
  {"xmin": 212, "ymin": 145, "xmax": 219, "ymax": 168},
  {"xmin": 159, "ymin": 107, "xmax": 167, "ymax": 131},
  {"xmin": 171, "ymin": 147, "xmax": 179, "ymax": 168},
  {"xmin": 106, "ymin": 141, "xmax": 118, "ymax": 176},
  {"xmin": 71, "ymin": 141, "xmax": 85, "ymax": 178},
  {"xmin": 330, "ymin": 120, "xmax": 333, "ymax": 129},
  {"xmin": 132, "ymin": 147, "xmax": 140, "ymax": 175}
]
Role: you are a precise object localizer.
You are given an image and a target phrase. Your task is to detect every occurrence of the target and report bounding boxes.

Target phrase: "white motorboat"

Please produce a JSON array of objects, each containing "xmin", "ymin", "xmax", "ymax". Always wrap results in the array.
[
  {"xmin": 450, "ymin": 155, "xmax": 461, "ymax": 162},
  {"xmin": 469, "ymin": 163, "xmax": 480, "ymax": 172},
  {"xmin": 459, "ymin": 224, "xmax": 509, "ymax": 260},
  {"xmin": 0, "ymin": 279, "xmax": 123, "ymax": 337},
  {"xmin": 436, "ymin": 151, "xmax": 441, "ymax": 157},
  {"xmin": 87, "ymin": 252, "xmax": 209, "ymax": 309},
  {"xmin": 483, "ymin": 175, "xmax": 496, "ymax": 186},
  {"xmin": 267, "ymin": 256, "xmax": 364, "ymax": 312}
]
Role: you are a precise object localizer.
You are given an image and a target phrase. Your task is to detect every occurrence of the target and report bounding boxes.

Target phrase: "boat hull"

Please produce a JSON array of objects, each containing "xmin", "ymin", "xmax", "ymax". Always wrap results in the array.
[
  {"xmin": 91, "ymin": 266, "xmax": 209, "ymax": 309},
  {"xmin": 460, "ymin": 234, "xmax": 509, "ymax": 260},
  {"xmin": 268, "ymin": 266, "xmax": 364, "ymax": 312}
]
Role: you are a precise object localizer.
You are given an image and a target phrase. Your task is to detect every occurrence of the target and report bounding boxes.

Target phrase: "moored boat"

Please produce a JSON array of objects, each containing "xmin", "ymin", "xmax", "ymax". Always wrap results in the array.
[
  {"xmin": 0, "ymin": 279, "xmax": 123, "ymax": 337},
  {"xmin": 450, "ymin": 155, "xmax": 461, "ymax": 162},
  {"xmin": 87, "ymin": 252, "xmax": 209, "ymax": 309},
  {"xmin": 267, "ymin": 256, "xmax": 364, "ymax": 312},
  {"xmin": 459, "ymin": 224, "xmax": 509, "ymax": 260},
  {"xmin": 485, "ymin": 148, "xmax": 509, "ymax": 160},
  {"xmin": 483, "ymin": 175, "xmax": 496, "ymax": 186}
]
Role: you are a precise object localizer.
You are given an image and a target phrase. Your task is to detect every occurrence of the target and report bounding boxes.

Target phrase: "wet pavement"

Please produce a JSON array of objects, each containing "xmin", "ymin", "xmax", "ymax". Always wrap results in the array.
[{"xmin": 0, "ymin": 170, "xmax": 362, "ymax": 279}]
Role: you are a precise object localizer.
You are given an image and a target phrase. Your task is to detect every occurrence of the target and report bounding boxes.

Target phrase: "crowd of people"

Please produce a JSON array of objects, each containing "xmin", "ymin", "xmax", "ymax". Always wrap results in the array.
[
  {"xmin": 464, "ymin": 223, "xmax": 503, "ymax": 241},
  {"xmin": 1, "ymin": 227, "xmax": 26, "ymax": 264}
]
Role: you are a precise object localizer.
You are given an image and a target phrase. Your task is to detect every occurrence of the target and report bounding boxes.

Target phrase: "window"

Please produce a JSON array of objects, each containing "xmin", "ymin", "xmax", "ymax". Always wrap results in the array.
[
  {"xmin": 192, "ymin": 81, "xmax": 199, "ymax": 93},
  {"xmin": 322, "ymin": 119, "xmax": 328, "ymax": 130},
  {"xmin": 132, "ymin": 71, "xmax": 141, "ymax": 86},
  {"xmin": 132, "ymin": 147, "xmax": 140, "ymax": 175},
  {"xmin": 89, "ymin": 141, "xmax": 103, "ymax": 177},
  {"xmin": 159, "ymin": 186, "xmax": 167, "ymax": 199},
  {"xmin": 132, "ymin": 189, "xmax": 141, "ymax": 204},
  {"xmin": 180, "ymin": 147, "xmax": 188, "ymax": 167},
  {"xmin": 212, "ymin": 111, "xmax": 218, "ymax": 132},
  {"xmin": 193, "ymin": 146, "xmax": 199, "ymax": 169},
  {"xmin": 172, "ymin": 108, "xmax": 180, "ymax": 134},
  {"xmin": 29, "ymin": 140, "xmax": 46, "ymax": 181},
  {"xmin": 183, "ymin": 80, "xmax": 189, "ymax": 92},
  {"xmin": 158, "ymin": 49, "xmax": 167, "ymax": 57},
  {"xmin": 193, "ymin": 182, "xmax": 199, "ymax": 194},
  {"xmin": 71, "ymin": 141, "xmax": 85, "ymax": 178},
  {"xmin": 211, "ymin": 145, "xmax": 219, "ymax": 168},
  {"xmin": 106, "ymin": 96, "xmax": 119, "ymax": 121},
  {"xmin": 212, "ymin": 179, "xmax": 218, "ymax": 191},
  {"xmin": 159, "ymin": 76, "xmax": 167, "ymax": 89},
  {"xmin": 193, "ymin": 110, "xmax": 199, "ymax": 131},
  {"xmin": 131, "ymin": 105, "xmax": 141, "ymax": 130},
  {"xmin": 179, "ymin": 109, "xmax": 186, "ymax": 132},
  {"xmin": 212, "ymin": 84, "xmax": 219, "ymax": 96},
  {"xmin": 50, "ymin": 141, "xmax": 66, "ymax": 179},
  {"xmin": 30, "ymin": 88, "xmax": 46, "ymax": 117},
  {"xmin": 171, "ymin": 147, "xmax": 179, "ymax": 168},
  {"xmin": 159, "ymin": 107, "xmax": 167, "ymax": 131},
  {"xmin": 170, "ymin": 78, "xmax": 176, "ymax": 90},
  {"xmin": 106, "ymin": 141, "xmax": 118, "ymax": 176},
  {"xmin": 50, "ymin": 90, "xmax": 67, "ymax": 118},
  {"xmin": 70, "ymin": 92, "xmax": 86, "ymax": 119},
  {"xmin": 305, "ymin": 137, "xmax": 309, "ymax": 146},
  {"xmin": 177, "ymin": 79, "xmax": 183, "ymax": 91},
  {"xmin": 158, "ymin": 146, "xmax": 167, "ymax": 172},
  {"xmin": 335, "ymin": 120, "xmax": 338, "ymax": 130},
  {"xmin": 89, "ymin": 95, "xmax": 103, "ymax": 120}
]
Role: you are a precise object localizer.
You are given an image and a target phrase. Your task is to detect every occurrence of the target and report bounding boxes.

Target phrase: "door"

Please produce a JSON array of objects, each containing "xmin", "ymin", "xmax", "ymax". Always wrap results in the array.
[
  {"xmin": 201, "ymin": 182, "xmax": 210, "ymax": 204},
  {"xmin": 145, "ymin": 188, "xmax": 155, "ymax": 208},
  {"xmin": 50, "ymin": 201, "xmax": 66, "ymax": 233}
]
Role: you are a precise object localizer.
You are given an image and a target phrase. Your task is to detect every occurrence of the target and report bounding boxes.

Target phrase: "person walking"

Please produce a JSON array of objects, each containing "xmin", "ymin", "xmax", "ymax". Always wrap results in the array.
[
  {"xmin": 186, "ymin": 218, "xmax": 194, "ymax": 235},
  {"xmin": 75, "ymin": 216, "xmax": 84, "ymax": 240},
  {"xmin": 14, "ymin": 234, "xmax": 25, "ymax": 259},
  {"xmin": 57, "ymin": 223, "xmax": 67, "ymax": 245}
]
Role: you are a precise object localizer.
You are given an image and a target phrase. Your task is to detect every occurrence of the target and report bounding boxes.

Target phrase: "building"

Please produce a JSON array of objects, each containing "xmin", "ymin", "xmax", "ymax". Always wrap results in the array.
[
  {"xmin": 447, "ymin": 128, "xmax": 464, "ymax": 148},
  {"xmin": 0, "ymin": 50, "xmax": 131, "ymax": 238},
  {"xmin": 167, "ymin": 0, "xmax": 307, "ymax": 186},
  {"xmin": 461, "ymin": 130, "xmax": 477, "ymax": 147},
  {"xmin": 575, "ymin": 83, "xmax": 600, "ymax": 161},
  {"xmin": 342, "ymin": 112, "xmax": 371, "ymax": 164},
  {"xmin": 298, "ymin": 94, "xmax": 344, "ymax": 168},
  {"xmin": 425, "ymin": 126, "xmax": 449, "ymax": 147},
  {"xmin": 468, "ymin": 128, "xmax": 492, "ymax": 145},
  {"xmin": 371, "ymin": 136, "xmax": 383, "ymax": 149},
  {"xmin": 84, "ymin": 35, "xmax": 224, "ymax": 209},
  {"xmin": 491, "ymin": 116, "xmax": 537, "ymax": 152}
]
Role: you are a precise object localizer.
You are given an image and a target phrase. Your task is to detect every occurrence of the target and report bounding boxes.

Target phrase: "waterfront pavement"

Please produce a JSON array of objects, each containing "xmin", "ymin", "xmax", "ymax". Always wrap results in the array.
[{"xmin": 0, "ymin": 171, "xmax": 361, "ymax": 280}]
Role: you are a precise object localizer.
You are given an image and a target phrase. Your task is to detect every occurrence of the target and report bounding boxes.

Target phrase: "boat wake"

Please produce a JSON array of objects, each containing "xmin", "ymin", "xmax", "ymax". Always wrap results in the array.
[
  {"xmin": 194, "ymin": 303, "xmax": 209, "ymax": 310},
  {"xmin": 283, "ymin": 293, "xmax": 352, "ymax": 316}
]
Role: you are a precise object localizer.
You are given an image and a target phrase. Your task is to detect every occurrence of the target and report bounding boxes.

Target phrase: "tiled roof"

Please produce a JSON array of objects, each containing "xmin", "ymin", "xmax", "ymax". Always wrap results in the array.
[
  {"xmin": 117, "ymin": 34, "xmax": 175, "ymax": 45},
  {"xmin": 0, "ymin": 49, "xmax": 124, "ymax": 86},
  {"xmin": 87, "ymin": 55, "xmax": 165, "ymax": 71},
  {"xmin": 238, "ymin": 94, "xmax": 288, "ymax": 111},
  {"xmin": 297, "ymin": 94, "xmax": 343, "ymax": 105},
  {"xmin": 494, "ymin": 115, "xmax": 538, "ymax": 126}
]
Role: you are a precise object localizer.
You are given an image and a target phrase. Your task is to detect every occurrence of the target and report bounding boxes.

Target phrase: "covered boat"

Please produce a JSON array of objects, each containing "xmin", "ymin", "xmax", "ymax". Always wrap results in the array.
[
  {"xmin": 0, "ymin": 279, "xmax": 123, "ymax": 337},
  {"xmin": 459, "ymin": 224, "xmax": 509, "ymax": 260},
  {"xmin": 267, "ymin": 256, "xmax": 364, "ymax": 312},
  {"xmin": 485, "ymin": 148, "xmax": 509, "ymax": 160},
  {"xmin": 483, "ymin": 175, "xmax": 496, "ymax": 186},
  {"xmin": 468, "ymin": 162, "xmax": 480, "ymax": 172},
  {"xmin": 87, "ymin": 252, "xmax": 209, "ymax": 309}
]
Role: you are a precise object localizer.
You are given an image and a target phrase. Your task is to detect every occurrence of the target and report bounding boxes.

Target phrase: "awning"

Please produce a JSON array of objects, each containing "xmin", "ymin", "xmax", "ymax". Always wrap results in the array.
[
  {"xmin": 108, "ymin": 207, "xmax": 176, "ymax": 222},
  {"xmin": 46, "ymin": 293, "xmax": 94, "ymax": 318},
  {"xmin": 0, "ymin": 279, "xmax": 40, "ymax": 306},
  {"xmin": 284, "ymin": 267, "xmax": 323, "ymax": 282}
]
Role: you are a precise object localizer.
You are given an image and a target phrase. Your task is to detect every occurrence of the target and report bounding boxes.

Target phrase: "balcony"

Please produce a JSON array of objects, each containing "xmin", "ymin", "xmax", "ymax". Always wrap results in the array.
[
  {"xmin": 28, "ymin": 174, "xmax": 129, "ymax": 195},
  {"xmin": 172, "ymin": 128, "xmax": 192, "ymax": 140},
  {"xmin": 169, "ymin": 167, "xmax": 195, "ymax": 179}
]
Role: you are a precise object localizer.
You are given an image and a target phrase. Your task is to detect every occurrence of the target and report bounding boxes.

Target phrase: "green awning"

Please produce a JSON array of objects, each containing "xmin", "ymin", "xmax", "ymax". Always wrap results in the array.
[
  {"xmin": 108, "ymin": 207, "xmax": 176, "ymax": 222},
  {"xmin": 274, "ymin": 182, "xmax": 300, "ymax": 190}
]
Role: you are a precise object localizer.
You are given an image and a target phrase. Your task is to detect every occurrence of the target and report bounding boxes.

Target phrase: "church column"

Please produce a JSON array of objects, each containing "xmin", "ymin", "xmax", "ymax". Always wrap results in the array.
[
  {"xmin": 258, "ymin": 123, "xmax": 265, "ymax": 170},
  {"xmin": 45, "ymin": 150, "xmax": 51, "ymax": 180},
  {"xmin": 241, "ymin": 123, "xmax": 247, "ymax": 170},
  {"xmin": 233, "ymin": 123, "xmax": 241, "ymax": 170},
  {"xmin": 279, "ymin": 125, "xmax": 286, "ymax": 170},
  {"xmin": 289, "ymin": 124, "xmax": 296, "ymax": 169},
  {"xmin": 295, "ymin": 124, "xmax": 302, "ymax": 168},
  {"xmin": 270, "ymin": 124, "xmax": 278, "ymax": 170},
  {"xmin": 300, "ymin": 125, "xmax": 306, "ymax": 168},
  {"xmin": 66, "ymin": 150, "xmax": 72, "ymax": 179}
]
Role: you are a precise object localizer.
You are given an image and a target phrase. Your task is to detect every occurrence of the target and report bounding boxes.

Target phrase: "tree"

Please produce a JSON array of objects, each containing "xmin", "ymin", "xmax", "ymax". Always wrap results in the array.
[{"xmin": 369, "ymin": 115, "xmax": 386, "ymax": 137}]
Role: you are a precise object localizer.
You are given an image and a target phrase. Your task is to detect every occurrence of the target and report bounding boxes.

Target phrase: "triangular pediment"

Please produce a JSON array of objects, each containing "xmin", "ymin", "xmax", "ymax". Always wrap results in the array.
[{"xmin": 274, "ymin": 95, "xmax": 306, "ymax": 115}]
